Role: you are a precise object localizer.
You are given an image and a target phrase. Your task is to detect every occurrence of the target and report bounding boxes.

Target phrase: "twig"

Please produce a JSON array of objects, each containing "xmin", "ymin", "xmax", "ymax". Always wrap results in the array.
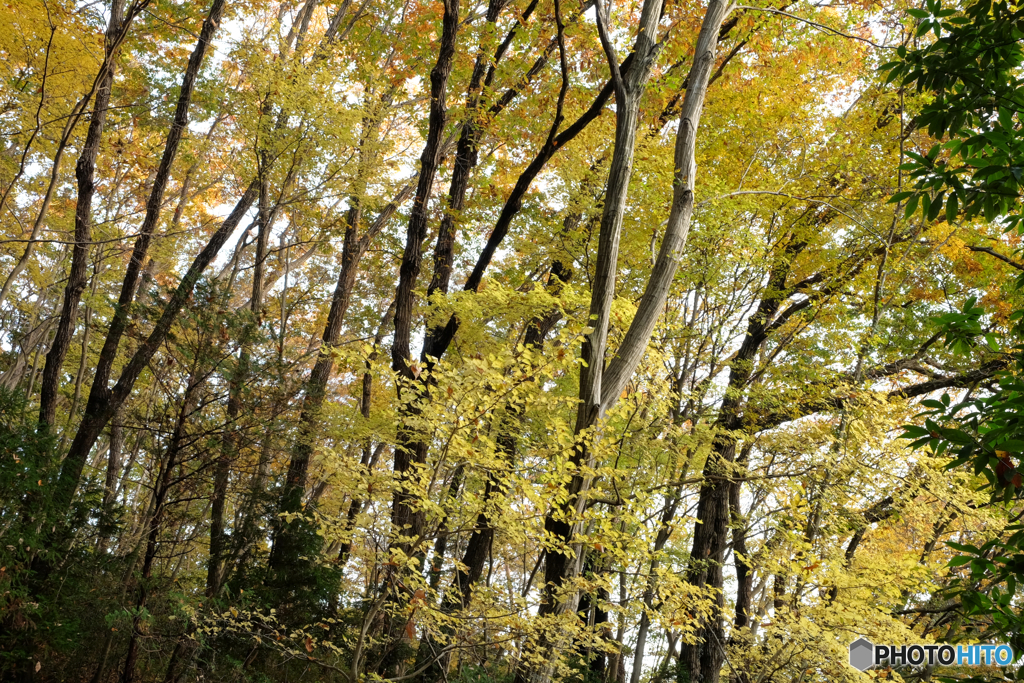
[{"xmin": 735, "ymin": 6, "xmax": 896, "ymax": 49}]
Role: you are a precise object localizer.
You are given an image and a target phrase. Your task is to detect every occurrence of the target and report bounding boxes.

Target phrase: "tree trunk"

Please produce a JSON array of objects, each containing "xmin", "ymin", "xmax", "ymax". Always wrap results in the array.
[
  {"xmin": 678, "ymin": 233, "xmax": 810, "ymax": 683},
  {"xmin": 0, "ymin": 95, "xmax": 85, "ymax": 311},
  {"xmin": 730, "ymin": 445, "xmax": 753, "ymax": 634},
  {"xmin": 414, "ymin": 277, "xmax": 566, "ymax": 681},
  {"xmin": 388, "ymin": 0, "xmax": 460, "ymax": 555},
  {"xmin": 336, "ymin": 301, "xmax": 394, "ymax": 567},
  {"xmin": 89, "ymin": 0, "xmax": 230, "ymax": 405},
  {"xmin": 208, "ymin": 165, "xmax": 271, "ymax": 598},
  {"xmin": 38, "ymin": 0, "xmax": 128, "ymax": 427},
  {"xmin": 515, "ymin": 0, "xmax": 670, "ymax": 678},
  {"xmin": 120, "ymin": 375, "xmax": 200, "ymax": 683},
  {"xmin": 97, "ymin": 406, "xmax": 125, "ymax": 553},
  {"xmin": 54, "ymin": 179, "xmax": 258, "ymax": 514},
  {"xmin": 525, "ymin": 2, "xmax": 733, "ymax": 677},
  {"xmin": 630, "ymin": 494, "xmax": 682, "ymax": 683},
  {"xmin": 269, "ymin": 110, "xmax": 402, "ymax": 576},
  {"xmin": 421, "ymin": 0, "xmax": 514, "ymax": 360},
  {"xmin": 52, "ymin": 0, "xmax": 245, "ymax": 514}
]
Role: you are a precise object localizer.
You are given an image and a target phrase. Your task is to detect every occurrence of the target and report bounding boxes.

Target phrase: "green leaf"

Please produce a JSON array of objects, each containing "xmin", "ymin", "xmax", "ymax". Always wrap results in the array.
[
  {"xmin": 906, "ymin": 193, "xmax": 920, "ymax": 218},
  {"xmin": 946, "ymin": 192, "xmax": 959, "ymax": 222},
  {"xmin": 928, "ymin": 191, "xmax": 945, "ymax": 220}
]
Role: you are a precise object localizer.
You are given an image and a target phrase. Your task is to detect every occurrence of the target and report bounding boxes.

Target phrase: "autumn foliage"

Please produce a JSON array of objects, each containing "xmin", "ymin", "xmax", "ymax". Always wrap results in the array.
[{"xmin": 0, "ymin": 0, "xmax": 1020, "ymax": 682}]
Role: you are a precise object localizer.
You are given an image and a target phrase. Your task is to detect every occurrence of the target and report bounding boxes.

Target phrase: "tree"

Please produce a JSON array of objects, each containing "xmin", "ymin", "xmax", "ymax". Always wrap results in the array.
[
  {"xmin": 888, "ymin": 0, "xmax": 1024, "ymax": 671},
  {"xmin": 0, "ymin": 0, "xmax": 1015, "ymax": 681}
]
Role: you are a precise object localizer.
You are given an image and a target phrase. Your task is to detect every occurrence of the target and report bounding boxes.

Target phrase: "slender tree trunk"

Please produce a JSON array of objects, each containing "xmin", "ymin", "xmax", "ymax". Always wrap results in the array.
[
  {"xmin": 121, "ymin": 376, "xmax": 200, "ymax": 683},
  {"xmin": 416, "ymin": 263, "xmax": 569, "ymax": 683},
  {"xmin": 97, "ymin": 406, "xmax": 125, "ymax": 553},
  {"xmin": 63, "ymin": 258, "xmax": 99, "ymax": 439},
  {"xmin": 516, "ymin": 1, "xmax": 666, "ymax": 678},
  {"xmin": 726, "ymin": 446, "xmax": 753, "ymax": 683},
  {"xmin": 0, "ymin": 8, "xmax": 133, "ymax": 311},
  {"xmin": 89, "ymin": 0, "xmax": 230, "ymax": 403},
  {"xmin": 54, "ymin": 179, "xmax": 258, "ymax": 514},
  {"xmin": 269, "ymin": 111, "xmax": 402, "ymax": 575},
  {"xmin": 678, "ymin": 233, "xmax": 809, "ymax": 683},
  {"xmin": 420, "ymin": 0, "xmax": 511, "ymax": 358},
  {"xmin": 273, "ymin": 218, "xmax": 361, "ymax": 513},
  {"xmin": 425, "ymin": 465, "xmax": 465, "ymax": 590},
  {"xmin": 630, "ymin": 494, "xmax": 682, "ymax": 683},
  {"xmin": 577, "ymin": 550, "xmax": 613, "ymax": 680},
  {"xmin": 207, "ymin": 168, "xmax": 271, "ymax": 598},
  {"xmin": 38, "ymin": 0, "xmax": 128, "ymax": 427},
  {"xmin": 371, "ymin": 4, "xmax": 460, "ymax": 674},
  {"xmin": 336, "ymin": 300, "xmax": 396, "ymax": 567},
  {"xmin": 628, "ymin": 388, "xmax": 702, "ymax": 682},
  {"xmin": 0, "ymin": 314, "xmax": 54, "ymax": 392},
  {"xmin": 678, "ymin": 440, "xmax": 734, "ymax": 683},
  {"xmin": 387, "ymin": 0, "xmax": 461, "ymax": 560},
  {"xmin": 730, "ymin": 444, "xmax": 753, "ymax": 632},
  {"xmin": 522, "ymin": 2, "xmax": 733, "ymax": 678},
  {"xmin": 0, "ymin": 99, "xmax": 83, "ymax": 311},
  {"xmin": 51, "ymin": 0, "xmax": 245, "ymax": 515}
]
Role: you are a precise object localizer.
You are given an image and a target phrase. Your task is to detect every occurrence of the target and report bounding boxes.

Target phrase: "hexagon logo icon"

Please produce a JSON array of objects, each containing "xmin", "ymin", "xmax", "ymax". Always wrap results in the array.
[{"xmin": 849, "ymin": 638, "xmax": 875, "ymax": 671}]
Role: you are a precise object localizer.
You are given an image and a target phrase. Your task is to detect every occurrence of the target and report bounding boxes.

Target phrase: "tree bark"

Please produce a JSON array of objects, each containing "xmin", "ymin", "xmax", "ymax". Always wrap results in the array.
[
  {"xmin": 0, "ymin": 0, "xmax": 147, "ymax": 311},
  {"xmin": 85, "ymin": 0, "xmax": 231, "ymax": 430},
  {"xmin": 96, "ymin": 406, "xmax": 125, "ymax": 553},
  {"xmin": 336, "ymin": 300, "xmax": 395, "ymax": 567},
  {"xmin": 515, "ymin": 0, "xmax": 677, "ymax": 678},
  {"xmin": 678, "ymin": 237, "xmax": 803, "ymax": 683},
  {"xmin": 38, "ymin": 0, "xmax": 129, "ymax": 427},
  {"xmin": 542, "ymin": 4, "xmax": 734, "ymax": 675},
  {"xmin": 421, "ymin": 0, "xmax": 517, "ymax": 359},
  {"xmin": 730, "ymin": 444, "xmax": 753, "ymax": 632},
  {"xmin": 630, "ymin": 493, "xmax": 682, "ymax": 683},
  {"xmin": 207, "ymin": 165, "xmax": 272, "ymax": 598},
  {"xmin": 54, "ymin": 179, "xmax": 258, "ymax": 514},
  {"xmin": 598, "ymin": 0, "xmax": 731, "ymax": 407},
  {"xmin": 269, "ymin": 114, "xmax": 406, "ymax": 574},
  {"xmin": 388, "ymin": 0, "xmax": 460, "ymax": 555},
  {"xmin": 120, "ymin": 374, "xmax": 201, "ymax": 683},
  {"xmin": 415, "ymin": 265, "xmax": 567, "ymax": 682}
]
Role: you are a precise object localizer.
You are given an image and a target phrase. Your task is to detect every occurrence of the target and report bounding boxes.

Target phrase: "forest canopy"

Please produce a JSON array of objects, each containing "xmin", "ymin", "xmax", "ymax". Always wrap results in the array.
[{"xmin": 0, "ymin": 0, "xmax": 1022, "ymax": 681}]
